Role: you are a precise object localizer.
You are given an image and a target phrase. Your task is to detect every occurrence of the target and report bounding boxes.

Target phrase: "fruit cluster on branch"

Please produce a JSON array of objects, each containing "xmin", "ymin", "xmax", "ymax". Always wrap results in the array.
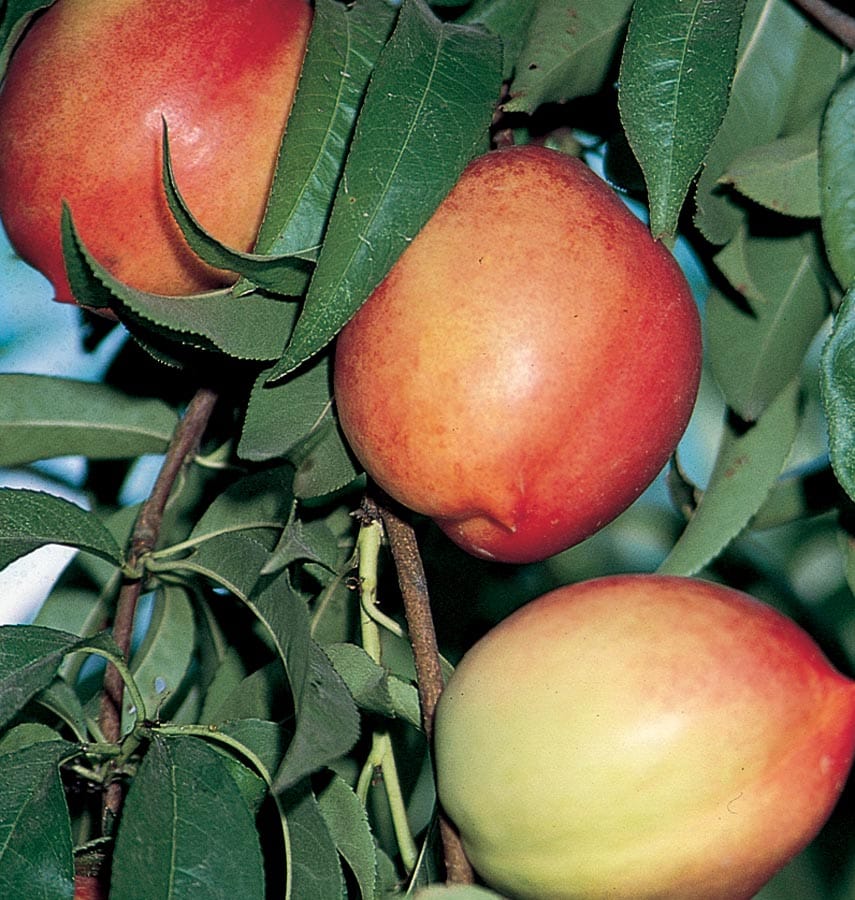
[{"xmin": 0, "ymin": 1, "xmax": 852, "ymax": 899}]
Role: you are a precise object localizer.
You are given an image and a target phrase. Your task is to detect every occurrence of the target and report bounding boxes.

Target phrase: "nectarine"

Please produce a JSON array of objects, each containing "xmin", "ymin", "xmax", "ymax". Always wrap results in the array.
[
  {"xmin": 74, "ymin": 874, "xmax": 106, "ymax": 900},
  {"xmin": 434, "ymin": 575, "xmax": 855, "ymax": 899},
  {"xmin": 0, "ymin": 0, "xmax": 311, "ymax": 302},
  {"xmin": 334, "ymin": 146, "xmax": 702, "ymax": 563}
]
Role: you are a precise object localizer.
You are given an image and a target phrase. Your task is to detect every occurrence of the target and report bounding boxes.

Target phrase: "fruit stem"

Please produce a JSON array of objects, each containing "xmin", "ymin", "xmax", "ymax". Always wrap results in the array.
[
  {"xmin": 357, "ymin": 517, "xmax": 384, "ymax": 662},
  {"xmin": 355, "ymin": 515, "xmax": 420, "ymax": 871},
  {"xmin": 367, "ymin": 496, "xmax": 444, "ymax": 736},
  {"xmin": 98, "ymin": 385, "xmax": 219, "ymax": 831},
  {"xmin": 356, "ymin": 729, "xmax": 419, "ymax": 872},
  {"xmin": 365, "ymin": 492, "xmax": 476, "ymax": 885}
]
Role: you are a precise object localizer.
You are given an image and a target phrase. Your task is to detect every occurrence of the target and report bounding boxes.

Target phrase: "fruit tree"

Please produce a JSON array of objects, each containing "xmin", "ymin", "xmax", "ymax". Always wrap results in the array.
[{"xmin": 0, "ymin": 1, "xmax": 854, "ymax": 898}]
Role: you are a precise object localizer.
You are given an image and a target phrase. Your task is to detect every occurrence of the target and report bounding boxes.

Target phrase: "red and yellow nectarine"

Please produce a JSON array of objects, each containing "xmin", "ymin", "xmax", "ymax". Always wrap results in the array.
[
  {"xmin": 434, "ymin": 574, "xmax": 855, "ymax": 899},
  {"xmin": 334, "ymin": 146, "xmax": 702, "ymax": 563},
  {"xmin": 0, "ymin": 0, "xmax": 311, "ymax": 302}
]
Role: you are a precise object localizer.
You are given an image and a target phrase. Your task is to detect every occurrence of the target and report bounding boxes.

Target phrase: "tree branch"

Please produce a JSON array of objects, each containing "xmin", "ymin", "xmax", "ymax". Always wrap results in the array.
[
  {"xmin": 366, "ymin": 493, "xmax": 475, "ymax": 886},
  {"xmin": 376, "ymin": 506, "xmax": 444, "ymax": 733},
  {"xmin": 99, "ymin": 385, "xmax": 219, "ymax": 828},
  {"xmin": 790, "ymin": 0, "xmax": 855, "ymax": 48}
]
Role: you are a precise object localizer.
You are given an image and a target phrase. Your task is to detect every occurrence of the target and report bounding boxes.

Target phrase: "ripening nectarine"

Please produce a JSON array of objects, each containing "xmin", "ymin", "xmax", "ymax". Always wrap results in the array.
[
  {"xmin": 434, "ymin": 575, "xmax": 855, "ymax": 900},
  {"xmin": 334, "ymin": 146, "xmax": 702, "ymax": 564},
  {"xmin": 74, "ymin": 874, "xmax": 106, "ymax": 900},
  {"xmin": 0, "ymin": 0, "xmax": 311, "ymax": 302}
]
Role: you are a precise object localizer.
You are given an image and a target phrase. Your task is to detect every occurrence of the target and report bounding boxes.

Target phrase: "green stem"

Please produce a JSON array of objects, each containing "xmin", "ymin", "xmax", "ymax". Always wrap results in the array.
[
  {"xmin": 377, "ymin": 732, "xmax": 419, "ymax": 872},
  {"xmin": 88, "ymin": 648, "xmax": 148, "ymax": 734},
  {"xmin": 154, "ymin": 723, "xmax": 275, "ymax": 789},
  {"xmin": 355, "ymin": 729, "xmax": 419, "ymax": 874},
  {"xmin": 358, "ymin": 518, "xmax": 384, "ymax": 663},
  {"xmin": 368, "ymin": 492, "xmax": 476, "ymax": 886},
  {"xmin": 147, "ymin": 520, "xmax": 286, "ymax": 561},
  {"xmin": 355, "ymin": 509, "xmax": 419, "ymax": 873}
]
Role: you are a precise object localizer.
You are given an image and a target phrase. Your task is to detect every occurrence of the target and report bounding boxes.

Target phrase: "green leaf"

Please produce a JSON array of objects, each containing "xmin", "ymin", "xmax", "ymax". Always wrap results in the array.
[
  {"xmin": 124, "ymin": 585, "xmax": 196, "ymax": 731},
  {"xmin": 659, "ymin": 380, "xmax": 801, "ymax": 576},
  {"xmin": 244, "ymin": 574, "xmax": 359, "ymax": 792},
  {"xmin": 272, "ymin": 639, "xmax": 359, "ymax": 790},
  {"xmin": 33, "ymin": 586, "xmax": 105, "ymax": 640},
  {"xmin": 722, "ymin": 124, "xmax": 821, "ymax": 219},
  {"xmin": 292, "ymin": 435, "xmax": 359, "ymax": 502},
  {"xmin": 204, "ymin": 739, "xmax": 270, "ymax": 817},
  {"xmin": 70, "ymin": 504, "xmax": 140, "ymax": 596},
  {"xmin": 820, "ymin": 62, "xmax": 855, "ymax": 290},
  {"xmin": 846, "ymin": 542, "xmax": 855, "ymax": 612},
  {"xmin": 0, "ymin": 625, "xmax": 120, "ymax": 730},
  {"xmin": 188, "ymin": 464, "xmax": 295, "ymax": 547},
  {"xmin": 503, "ymin": 0, "xmax": 632, "ymax": 112},
  {"xmin": 0, "ymin": 488, "xmax": 124, "ymax": 572},
  {"xmin": 694, "ymin": 0, "xmax": 846, "ymax": 244},
  {"xmin": 280, "ymin": 784, "xmax": 346, "ymax": 900},
  {"xmin": 61, "ymin": 205, "xmax": 297, "ymax": 362},
  {"xmin": 206, "ymin": 662, "xmax": 288, "ymax": 725},
  {"xmin": 780, "ymin": 20, "xmax": 848, "ymax": 136},
  {"xmin": 750, "ymin": 464, "xmax": 838, "ymax": 530},
  {"xmin": 820, "ymin": 286, "xmax": 855, "ymax": 503},
  {"xmin": 317, "ymin": 775, "xmax": 379, "ymax": 900},
  {"xmin": 0, "ymin": 723, "xmax": 64, "ymax": 755},
  {"xmin": 618, "ymin": 0, "xmax": 746, "ymax": 238},
  {"xmin": 0, "ymin": 740, "xmax": 77, "ymax": 900},
  {"xmin": 238, "ymin": 355, "xmax": 359, "ymax": 499},
  {"xmin": 111, "ymin": 735, "xmax": 265, "ymax": 900},
  {"xmin": 0, "ymin": 1, "xmax": 52, "ymax": 80},
  {"xmin": 174, "ymin": 531, "xmax": 359, "ymax": 788},
  {"xmin": 458, "ymin": 0, "xmax": 538, "ymax": 82},
  {"xmin": 251, "ymin": 0, "xmax": 399, "ymax": 282},
  {"xmin": 263, "ymin": 518, "xmax": 342, "ymax": 576},
  {"xmin": 160, "ymin": 126, "xmax": 313, "ymax": 296},
  {"xmin": 325, "ymin": 642, "xmax": 422, "ymax": 728},
  {"xmin": 412, "ymin": 888, "xmax": 505, "ymax": 899},
  {"xmin": 179, "ymin": 531, "xmax": 274, "ymax": 602},
  {"xmin": 0, "ymin": 374, "xmax": 178, "ymax": 467},
  {"xmin": 198, "ymin": 649, "xmax": 250, "ymax": 725},
  {"xmin": 706, "ymin": 227, "xmax": 828, "ymax": 420},
  {"xmin": 35, "ymin": 680, "xmax": 90, "ymax": 743},
  {"xmin": 178, "ymin": 529, "xmax": 276, "ymax": 602},
  {"xmin": 271, "ymin": 0, "xmax": 503, "ymax": 376},
  {"xmin": 216, "ymin": 718, "xmax": 288, "ymax": 779},
  {"xmin": 160, "ymin": 722, "xmax": 285, "ymax": 889}
]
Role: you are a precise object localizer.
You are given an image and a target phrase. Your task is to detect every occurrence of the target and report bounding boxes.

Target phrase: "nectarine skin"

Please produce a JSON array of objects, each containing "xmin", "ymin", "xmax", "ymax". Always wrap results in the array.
[
  {"xmin": 434, "ymin": 575, "xmax": 855, "ymax": 900},
  {"xmin": 0, "ymin": 0, "xmax": 311, "ymax": 302},
  {"xmin": 334, "ymin": 146, "xmax": 702, "ymax": 563},
  {"xmin": 73, "ymin": 874, "xmax": 105, "ymax": 900}
]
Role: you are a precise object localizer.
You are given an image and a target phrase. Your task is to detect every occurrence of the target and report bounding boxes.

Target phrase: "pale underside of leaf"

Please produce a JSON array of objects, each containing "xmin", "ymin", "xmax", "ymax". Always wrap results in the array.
[{"xmin": 659, "ymin": 380, "xmax": 801, "ymax": 576}]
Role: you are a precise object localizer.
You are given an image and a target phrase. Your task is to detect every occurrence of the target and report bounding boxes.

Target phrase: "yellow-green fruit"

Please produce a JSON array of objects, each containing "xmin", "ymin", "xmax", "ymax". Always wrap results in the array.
[{"xmin": 434, "ymin": 575, "xmax": 855, "ymax": 899}]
